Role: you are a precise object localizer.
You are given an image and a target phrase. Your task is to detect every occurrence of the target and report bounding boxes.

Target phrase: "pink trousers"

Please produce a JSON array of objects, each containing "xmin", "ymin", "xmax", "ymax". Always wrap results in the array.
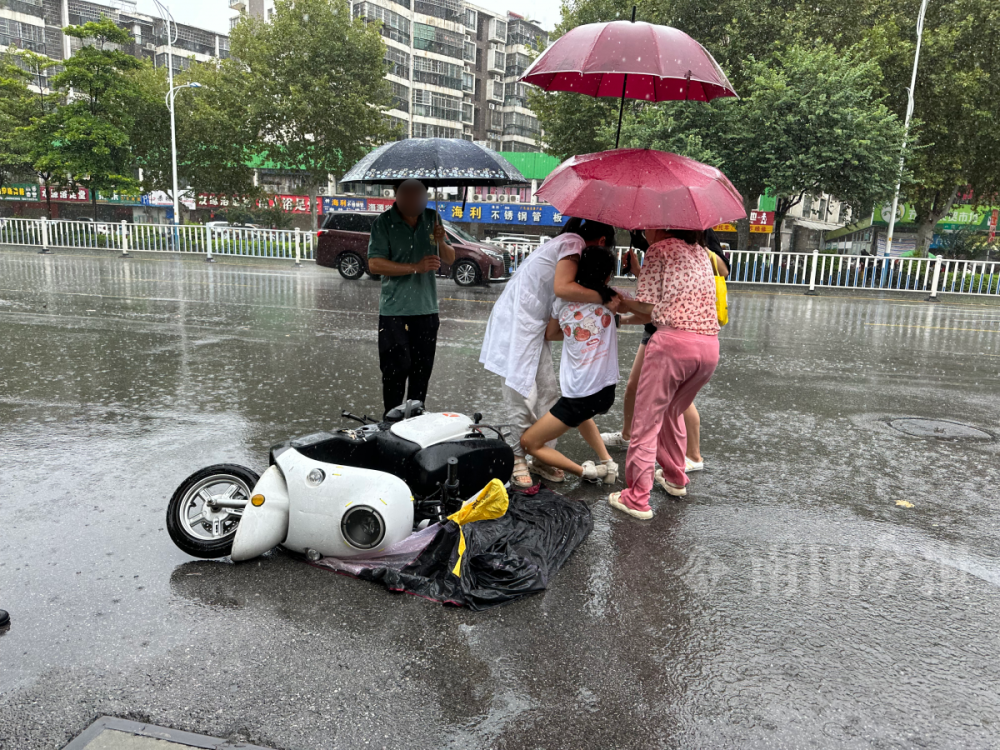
[{"xmin": 620, "ymin": 328, "xmax": 719, "ymax": 512}]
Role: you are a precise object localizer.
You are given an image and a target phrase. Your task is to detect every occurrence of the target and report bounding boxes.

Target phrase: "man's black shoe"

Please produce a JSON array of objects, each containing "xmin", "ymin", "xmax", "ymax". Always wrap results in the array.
[{"xmin": 0, "ymin": 609, "xmax": 9, "ymax": 628}]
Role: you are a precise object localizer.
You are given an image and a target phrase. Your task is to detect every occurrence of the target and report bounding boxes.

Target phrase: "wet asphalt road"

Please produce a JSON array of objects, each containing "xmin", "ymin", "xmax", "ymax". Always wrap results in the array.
[{"xmin": 1, "ymin": 248, "xmax": 999, "ymax": 750}]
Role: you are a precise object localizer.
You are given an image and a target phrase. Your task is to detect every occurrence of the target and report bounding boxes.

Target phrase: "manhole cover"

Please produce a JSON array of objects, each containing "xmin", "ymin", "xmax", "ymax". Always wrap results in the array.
[{"xmin": 888, "ymin": 418, "xmax": 993, "ymax": 440}]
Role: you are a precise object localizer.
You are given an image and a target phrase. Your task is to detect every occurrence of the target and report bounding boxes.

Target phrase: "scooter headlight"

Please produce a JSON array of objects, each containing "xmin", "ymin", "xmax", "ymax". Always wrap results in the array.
[
  {"xmin": 341, "ymin": 506, "xmax": 385, "ymax": 550},
  {"xmin": 306, "ymin": 468, "xmax": 325, "ymax": 486}
]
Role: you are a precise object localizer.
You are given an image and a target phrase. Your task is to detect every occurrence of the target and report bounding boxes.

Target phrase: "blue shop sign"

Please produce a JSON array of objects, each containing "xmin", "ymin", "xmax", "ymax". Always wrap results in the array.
[
  {"xmin": 436, "ymin": 201, "xmax": 565, "ymax": 227},
  {"xmin": 322, "ymin": 196, "xmax": 565, "ymax": 226},
  {"xmin": 322, "ymin": 196, "xmax": 371, "ymax": 213}
]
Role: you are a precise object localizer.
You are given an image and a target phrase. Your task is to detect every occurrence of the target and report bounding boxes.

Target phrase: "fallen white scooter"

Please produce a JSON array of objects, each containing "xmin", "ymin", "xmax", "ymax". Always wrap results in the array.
[{"xmin": 166, "ymin": 401, "xmax": 513, "ymax": 561}]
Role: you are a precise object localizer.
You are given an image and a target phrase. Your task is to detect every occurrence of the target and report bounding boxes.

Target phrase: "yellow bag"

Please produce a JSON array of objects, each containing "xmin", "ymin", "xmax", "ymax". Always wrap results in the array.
[
  {"xmin": 709, "ymin": 251, "xmax": 728, "ymax": 326},
  {"xmin": 447, "ymin": 479, "xmax": 509, "ymax": 577}
]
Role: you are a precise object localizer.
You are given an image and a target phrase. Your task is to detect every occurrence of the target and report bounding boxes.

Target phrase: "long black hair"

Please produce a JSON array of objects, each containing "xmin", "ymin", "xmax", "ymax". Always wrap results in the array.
[
  {"xmin": 575, "ymin": 245, "xmax": 617, "ymax": 304},
  {"xmin": 560, "ymin": 217, "xmax": 616, "ymax": 250}
]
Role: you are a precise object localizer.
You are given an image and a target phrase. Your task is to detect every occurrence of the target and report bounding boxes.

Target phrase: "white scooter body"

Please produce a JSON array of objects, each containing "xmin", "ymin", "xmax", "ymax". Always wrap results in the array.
[{"xmin": 230, "ymin": 412, "xmax": 474, "ymax": 562}]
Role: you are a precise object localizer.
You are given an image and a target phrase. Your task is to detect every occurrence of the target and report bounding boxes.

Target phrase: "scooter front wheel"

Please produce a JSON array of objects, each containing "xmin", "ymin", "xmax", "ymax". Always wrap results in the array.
[{"xmin": 167, "ymin": 464, "xmax": 260, "ymax": 559}]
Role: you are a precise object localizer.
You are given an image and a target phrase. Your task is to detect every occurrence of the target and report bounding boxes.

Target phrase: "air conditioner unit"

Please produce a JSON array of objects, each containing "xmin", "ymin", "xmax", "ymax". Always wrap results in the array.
[
  {"xmin": 144, "ymin": 42, "xmax": 155, "ymax": 50},
  {"xmin": 473, "ymin": 194, "xmax": 483, "ymax": 202},
  {"xmin": 382, "ymin": 189, "xmax": 393, "ymax": 197},
  {"xmin": 485, "ymin": 194, "xmax": 498, "ymax": 202},
  {"xmin": 497, "ymin": 195, "xmax": 508, "ymax": 203},
  {"xmin": 508, "ymin": 195, "xmax": 520, "ymax": 203}
]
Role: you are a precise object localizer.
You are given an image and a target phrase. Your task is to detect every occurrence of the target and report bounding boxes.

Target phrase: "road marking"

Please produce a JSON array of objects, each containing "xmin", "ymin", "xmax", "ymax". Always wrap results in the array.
[{"xmin": 865, "ymin": 322, "xmax": 1000, "ymax": 334}]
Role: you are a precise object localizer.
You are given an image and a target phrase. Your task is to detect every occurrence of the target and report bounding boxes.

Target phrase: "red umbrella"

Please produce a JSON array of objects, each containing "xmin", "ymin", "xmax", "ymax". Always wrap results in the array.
[
  {"xmin": 536, "ymin": 149, "xmax": 746, "ymax": 231},
  {"xmin": 521, "ymin": 12, "xmax": 737, "ymax": 146}
]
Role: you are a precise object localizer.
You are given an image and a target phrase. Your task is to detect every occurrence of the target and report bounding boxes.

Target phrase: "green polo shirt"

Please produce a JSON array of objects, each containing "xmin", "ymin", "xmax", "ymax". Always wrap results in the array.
[{"xmin": 368, "ymin": 205, "xmax": 440, "ymax": 317}]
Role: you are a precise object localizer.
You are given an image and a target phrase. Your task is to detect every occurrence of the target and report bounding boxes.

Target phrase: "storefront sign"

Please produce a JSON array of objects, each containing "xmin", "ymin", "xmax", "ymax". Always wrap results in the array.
[
  {"xmin": 0, "ymin": 183, "xmax": 40, "ymax": 201},
  {"xmin": 321, "ymin": 196, "xmax": 566, "ymax": 226},
  {"xmin": 713, "ymin": 210, "xmax": 774, "ymax": 234},
  {"xmin": 880, "ymin": 202, "xmax": 1000, "ymax": 230},
  {"xmin": 41, "ymin": 186, "xmax": 89, "ymax": 202},
  {"xmin": 197, "ymin": 193, "xmax": 321, "ymax": 214}
]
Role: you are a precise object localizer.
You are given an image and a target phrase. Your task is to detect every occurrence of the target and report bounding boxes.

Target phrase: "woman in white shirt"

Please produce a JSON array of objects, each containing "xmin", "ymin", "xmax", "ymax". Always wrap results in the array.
[{"xmin": 479, "ymin": 218, "xmax": 621, "ymax": 488}]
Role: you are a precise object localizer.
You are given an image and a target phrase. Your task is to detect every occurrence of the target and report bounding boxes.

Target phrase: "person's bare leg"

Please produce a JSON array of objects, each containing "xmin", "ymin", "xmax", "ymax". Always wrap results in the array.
[
  {"xmin": 521, "ymin": 413, "xmax": 583, "ymax": 476},
  {"xmin": 578, "ymin": 419, "xmax": 612, "ymax": 462},
  {"xmin": 621, "ymin": 343, "xmax": 646, "ymax": 440},
  {"xmin": 684, "ymin": 402, "xmax": 702, "ymax": 462}
]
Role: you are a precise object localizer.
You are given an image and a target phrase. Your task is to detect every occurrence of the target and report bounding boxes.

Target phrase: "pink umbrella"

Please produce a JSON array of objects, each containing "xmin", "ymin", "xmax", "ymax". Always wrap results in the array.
[
  {"xmin": 521, "ymin": 12, "xmax": 737, "ymax": 146},
  {"xmin": 536, "ymin": 149, "xmax": 746, "ymax": 231}
]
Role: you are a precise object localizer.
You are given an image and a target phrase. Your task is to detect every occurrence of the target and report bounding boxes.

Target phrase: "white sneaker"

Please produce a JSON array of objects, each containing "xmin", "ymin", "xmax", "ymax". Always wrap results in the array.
[
  {"xmin": 600, "ymin": 431, "xmax": 630, "ymax": 449},
  {"xmin": 601, "ymin": 459, "xmax": 619, "ymax": 485},
  {"xmin": 580, "ymin": 460, "xmax": 608, "ymax": 483},
  {"xmin": 685, "ymin": 457, "xmax": 704, "ymax": 473},
  {"xmin": 654, "ymin": 468, "xmax": 687, "ymax": 497}
]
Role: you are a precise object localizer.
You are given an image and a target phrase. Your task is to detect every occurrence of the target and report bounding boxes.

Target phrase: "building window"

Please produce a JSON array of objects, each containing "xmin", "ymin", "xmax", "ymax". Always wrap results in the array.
[
  {"xmin": 389, "ymin": 80, "xmax": 409, "ymax": 112},
  {"xmin": 463, "ymin": 39, "xmax": 476, "ymax": 62},
  {"xmin": 412, "ymin": 89, "xmax": 463, "ymax": 121},
  {"xmin": 502, "ymin": 110, "xmax": 539, "ymax": 139},
  {"xmin": 489, "ymin": 79, "xmax": 503, "ymax": 101},
  {"xmin": 413, "ymin": 122, "xmax": 461, "ymax": 138},
  {"xmin": 462, "ymin": 70, "xmax": 474, "ymax": 93},
  {"xmin": 464, "ymin": 8, "xmax": 476, "ymax": 28},
  {"xmin": 413, "ymin": 23, "xmax": 464, "ymax": 59},
  {"xmin": 385, "ymin": 45, "xmax": 409, "ymax": 78},
  {"xmin": 488, "ymin": 17, "xmax": 506, "ymax": 43},
  {"xmin": 0, "ymin": 17, "xmax": 45, "ymax": 52},
  {"xmin": 505, "ymin": 52, "xmax": 530, "ymax": 78},
  {"xmin": 412, "ymin": 56, "xmax": 463, "ymax": 90},
  {"xmin": 413, "ymin": 0, "xmax": 462, "ymax": 23},
  {"xmin": 504, "ymin": 81, "xmax": 528, "ymax": 108},
  {"xmin": 507, "ymin": 19, "xmax": 546, "ymax": 49},
  {"xmin": 354, "ymin": 2, "xmax": 410, "ymax": 45}
]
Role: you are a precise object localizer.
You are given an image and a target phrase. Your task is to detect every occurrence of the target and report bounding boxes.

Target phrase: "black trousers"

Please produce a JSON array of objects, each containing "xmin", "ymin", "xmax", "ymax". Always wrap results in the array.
[{"xmin": 378, "ymin": 313, "xmax": 440, "ymax": 416}]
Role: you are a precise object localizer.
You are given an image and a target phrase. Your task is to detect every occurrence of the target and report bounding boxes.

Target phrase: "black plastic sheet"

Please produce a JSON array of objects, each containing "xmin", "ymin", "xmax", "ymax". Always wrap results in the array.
[{"xmin": 315, "ymin": 488, "xmax": 592, "ymax": 610}]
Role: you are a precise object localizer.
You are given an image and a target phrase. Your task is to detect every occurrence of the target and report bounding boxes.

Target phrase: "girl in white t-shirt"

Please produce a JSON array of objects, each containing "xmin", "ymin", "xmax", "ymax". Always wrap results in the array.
[{"xmin": 520, "ymin": 246, "xmax": 621, "ymax": 484}]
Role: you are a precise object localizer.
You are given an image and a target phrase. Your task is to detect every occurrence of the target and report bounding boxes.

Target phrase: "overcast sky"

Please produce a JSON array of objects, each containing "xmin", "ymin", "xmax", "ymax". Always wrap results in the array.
[{"xmin": 134, "ymin": 0, "xmax": 564, "ymax": 38}]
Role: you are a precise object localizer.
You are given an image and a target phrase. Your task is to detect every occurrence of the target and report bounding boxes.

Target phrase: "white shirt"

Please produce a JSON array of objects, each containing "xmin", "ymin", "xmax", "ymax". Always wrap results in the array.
[
  {"xmin": 479, "ymin": 234, "xmax": 587, "ymax": 398},
  {"xmin": 551, "ymin": 299, "xmax": 619, "ymax": 399}
]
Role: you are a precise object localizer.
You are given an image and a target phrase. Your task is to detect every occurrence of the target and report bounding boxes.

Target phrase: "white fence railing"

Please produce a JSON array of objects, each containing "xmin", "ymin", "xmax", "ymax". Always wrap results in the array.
[
  {"xmin": 0, "ymin": 217, "xmax": 314, "ymax": 264},
  {"xmin": 2, "ymin": 218, "xmax": 999, "ymax": 298}
]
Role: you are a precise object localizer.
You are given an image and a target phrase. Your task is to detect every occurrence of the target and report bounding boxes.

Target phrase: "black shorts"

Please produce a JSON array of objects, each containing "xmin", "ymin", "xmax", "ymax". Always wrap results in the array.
[
  {"xmin": 549, "ymin": 384, "xmax": 617, "ymax": 428},
  {"xmin": 641, "ymin": 322, "xmax": 658, "ymax": 346}
]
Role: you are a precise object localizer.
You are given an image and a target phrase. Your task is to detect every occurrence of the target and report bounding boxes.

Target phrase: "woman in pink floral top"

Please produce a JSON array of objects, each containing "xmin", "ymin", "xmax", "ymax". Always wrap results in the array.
[{"xmin": 609, "ymin": 229, "xmax": 721, "ymax": 520}]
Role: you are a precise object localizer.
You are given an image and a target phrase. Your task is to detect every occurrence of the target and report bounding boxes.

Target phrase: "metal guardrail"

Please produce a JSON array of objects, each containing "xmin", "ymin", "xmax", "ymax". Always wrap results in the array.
[
  {"xmin": 2, "ymin": 218, "xmax": 998, "ymax": 299},
  {"xmin": 0, "ymin": 218, "xmax": 314, "ymax": 264}
]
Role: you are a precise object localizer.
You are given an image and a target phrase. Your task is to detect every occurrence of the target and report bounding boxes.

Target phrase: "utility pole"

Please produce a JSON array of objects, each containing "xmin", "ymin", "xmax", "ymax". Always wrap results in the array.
[{"xmin": 884, "ymin": 0, "xmax": 929, "ymax": 257}]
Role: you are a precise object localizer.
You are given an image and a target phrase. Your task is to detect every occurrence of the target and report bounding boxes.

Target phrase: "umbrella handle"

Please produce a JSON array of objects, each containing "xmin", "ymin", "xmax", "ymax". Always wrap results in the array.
[{"xmin": 614, "ymin": 6, "xmax": 638, "ymax": 149}]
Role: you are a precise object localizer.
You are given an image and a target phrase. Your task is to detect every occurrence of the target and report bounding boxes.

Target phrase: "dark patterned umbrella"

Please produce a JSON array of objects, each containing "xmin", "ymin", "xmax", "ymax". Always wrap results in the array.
[{"xmin": 340, "ymin": 138, "xmax": 527, "ymax": 188}]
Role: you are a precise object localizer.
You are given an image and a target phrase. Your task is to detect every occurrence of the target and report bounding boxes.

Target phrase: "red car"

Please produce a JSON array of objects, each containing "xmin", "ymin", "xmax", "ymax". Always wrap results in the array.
[{"xmin": 315, "ymin": 211, "xmax": 510, "ymax": 286}]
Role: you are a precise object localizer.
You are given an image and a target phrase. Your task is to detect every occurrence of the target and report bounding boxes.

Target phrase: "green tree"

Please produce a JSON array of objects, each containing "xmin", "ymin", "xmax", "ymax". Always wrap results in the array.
[
  {"xmin": 33, "ymin": 19, "xmax": 142, "ymax": 219},
  {"xmin": 0, "ymin": 50, "xmax": 34, "ymax": 189},
  {"xmin": 229, "ymin": 0, "xmax": 392, "ymax": 228},
  {"xmin": 788, "ymin": 0, "xmax": 1000, "ymax": 253},
  {"xmin": 128, "ymin": 62, "xmax": 261, "ymax": 220}
]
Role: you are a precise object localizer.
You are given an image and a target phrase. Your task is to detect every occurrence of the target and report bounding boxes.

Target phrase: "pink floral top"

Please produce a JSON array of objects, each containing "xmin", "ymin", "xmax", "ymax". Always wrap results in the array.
[{"xmin": 634, "ymin": 238, "xmax": 720, "ymax": 336}]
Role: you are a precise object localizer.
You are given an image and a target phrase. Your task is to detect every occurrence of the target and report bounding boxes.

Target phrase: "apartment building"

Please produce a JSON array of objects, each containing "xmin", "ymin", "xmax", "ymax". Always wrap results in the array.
[
  {"xmin": 0, "ymin": 0, "xmax": 229, "ymax": 83},
  {"xmin": 230, "ymin": 0, "xmax": 549, "ymax": 153}
]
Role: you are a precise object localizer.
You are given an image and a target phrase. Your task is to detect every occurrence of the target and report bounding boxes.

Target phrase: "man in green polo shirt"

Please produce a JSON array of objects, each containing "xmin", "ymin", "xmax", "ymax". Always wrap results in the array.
[{"xmin": 368, "ymin": 179, "xmax": 456, "ymax": 416}]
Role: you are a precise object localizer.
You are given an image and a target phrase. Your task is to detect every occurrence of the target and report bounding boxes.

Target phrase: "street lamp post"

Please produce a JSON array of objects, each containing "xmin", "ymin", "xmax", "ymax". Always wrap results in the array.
[
  {"xmin": 165, "ymin": 82, "xmax": 204, "ymax": 225},
  {"xmin": 151, "ymin": 0, "xmax": 205, "ymax": 228},
  {"xmin": 884, "ymin": 0, "xmax": 930, "ymax": 258}
]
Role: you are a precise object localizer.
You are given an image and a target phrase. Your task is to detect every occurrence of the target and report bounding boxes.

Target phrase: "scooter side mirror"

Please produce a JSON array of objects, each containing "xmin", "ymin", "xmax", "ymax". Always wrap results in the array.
[{"xmin": 473, "ymin": 412, "xmax": 483, "ymax": 424}]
